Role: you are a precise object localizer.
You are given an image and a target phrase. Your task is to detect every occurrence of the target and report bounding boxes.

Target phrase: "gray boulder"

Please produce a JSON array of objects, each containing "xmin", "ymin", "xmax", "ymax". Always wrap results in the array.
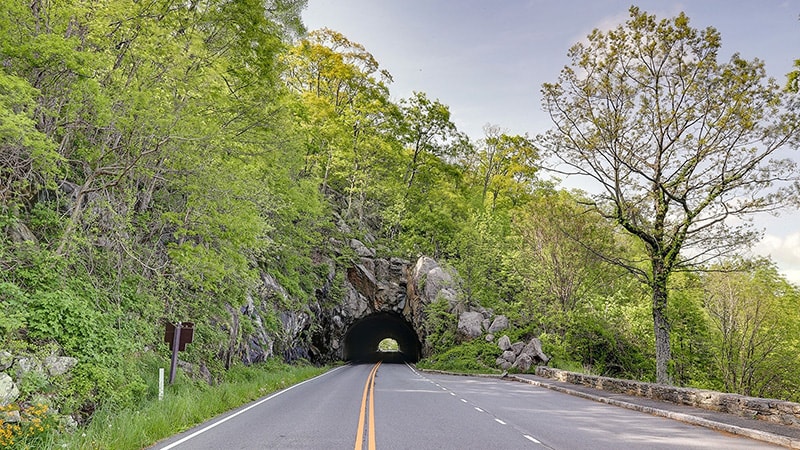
[
  {"xmin": 410, "ymin": 256, "xmax": 461, "ymax": 312},
  {"xmin": 511, "ymin": 341, "xmax": 525, "ymax": 356},
  {"xmin": 412, "ymin": 256, "xmax": 439, "ymax": 283},
  {"xmin": 7, "ymin": 221, "xmax": 37, "ymax": 244},
  {"xmin": 347, "ymin": 264, "xmax": 379, "ymax": 301},
  {"xmin": 511, "ymin": 353, "xmax": 534, "ymax": 372},
  {"xmin": 0, "ymin": 373, "xmax": 19, "ymax": 405},
  {"xmin": 496, "ymin": 358, "xmax": 513, "ymax": 370},
  {"xmin": 424, "ymin": 267, "xmax": 455, "ymax": 303},
  {"xmin": 521, "ymin": 337, "xmax": 550, "ymax": 364},
  {"xmin": 501, "ymin": 350, "xmax": 516, "ymax": 363},
  {"xmin": 457, "ymin": 311, "xmax": 484, "ymax": 340},
  {"xmin": 15, "ymin": 357, "xmax": 43, "ymax": 377},
  {"xmin": 343, "ymin": 283, "xmax": 370, "ymax": 318},
  {"xmin": 488, "ymin": 315, "xmax": 509, "ymax": 334},
  {"xmin": 1, "ymin": 409, "xmax": 21, "ymax": 423},
  {"xmin": 497, "ymin": 335, "xmax": 512, "ymax": 351},
  {"xmin": 44, "ymin": 356, "xmax": 78, "ymax": 376},
  {"xmin": 0, "ymin": 351, "xmax": 12, "ymax": 371}
]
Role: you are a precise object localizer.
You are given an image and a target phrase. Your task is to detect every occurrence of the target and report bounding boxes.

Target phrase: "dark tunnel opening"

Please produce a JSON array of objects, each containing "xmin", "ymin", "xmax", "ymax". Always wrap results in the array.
[{"xmin": 343, "ymin": 312, "xmax": 421, "ymax": 363}]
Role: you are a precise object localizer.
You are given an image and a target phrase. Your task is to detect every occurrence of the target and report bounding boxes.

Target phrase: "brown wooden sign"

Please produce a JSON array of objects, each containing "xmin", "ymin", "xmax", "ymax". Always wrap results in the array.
[{"xmin": 164, "ymin": 322, "xmax": 194, "ymax": 351}]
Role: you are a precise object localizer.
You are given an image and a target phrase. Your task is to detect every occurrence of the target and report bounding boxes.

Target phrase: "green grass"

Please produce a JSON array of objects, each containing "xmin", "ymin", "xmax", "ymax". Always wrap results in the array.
[{"xmin": 48, "ymin": 359, "xmax": 329, "ymax": 450}]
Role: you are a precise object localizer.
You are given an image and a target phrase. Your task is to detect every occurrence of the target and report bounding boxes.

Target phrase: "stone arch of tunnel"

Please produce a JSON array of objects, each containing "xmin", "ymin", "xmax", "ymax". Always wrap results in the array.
[{"xmin": 342, "ymin": 312, "xmax": 421, "ymax": 363}]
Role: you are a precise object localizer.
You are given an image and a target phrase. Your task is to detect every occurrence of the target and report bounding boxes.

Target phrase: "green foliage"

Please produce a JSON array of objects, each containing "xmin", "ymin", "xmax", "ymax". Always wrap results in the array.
[
  {"xmin": 418, "ymin": 339, "xmax": 499, "ymax": 374},
  {"xmin": 668, "ymin": 273, "xmax": 719, "ymax": 388},
  {"xmin": 422, "ymin": 297, "xmax": 457, "ymax": 354},
  {"xmin": 26, "ymin": 289, "xmax": 114, "ymax": 359},
  {"xmin": 0, "ymin": 282, "xmax": 28, "ymax": 341},
  {"xmin": 450, "ymin": 210, "xmax": 519, "ymax": 310},
  {"xmin": 378, "ymin": 338, "xmax": 399, "ymax": 352},
  {"xmin": 537, "ymin": 332, "xmax": 584, "ymax": 373},
  {"xmin": 565, "ymin": 304, "xmax": 651, "ymax": 379},
  {"xmin": 540, "ymin": 6, "xmax": 800, "ymax": 384},
  {"xmin": 701, "ymin": 259, "xmax": 800, "ymax": 400},
  {"xmin": 464, "ymin": 125, "xmax": 538, "ymax": 210},
  {"xmin": 0, "ymin": 68, "xmax": 62, "ymax": 208},
  {"xmin": 2, "ymin": 1, "xmax": 800, "ymax": 438}
]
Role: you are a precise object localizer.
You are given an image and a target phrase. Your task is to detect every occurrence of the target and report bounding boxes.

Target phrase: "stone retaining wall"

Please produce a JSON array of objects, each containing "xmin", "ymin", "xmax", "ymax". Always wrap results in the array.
[{"xmin": 536, "ymin": 367, "xmax": 800, "ymax": 429}]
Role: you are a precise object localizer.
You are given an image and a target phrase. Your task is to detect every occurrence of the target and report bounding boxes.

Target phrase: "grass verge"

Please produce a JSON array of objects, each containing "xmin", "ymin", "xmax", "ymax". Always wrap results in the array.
[{"xmin": 46, "ymin": 359, "xmax": 329, "ymax": 450}]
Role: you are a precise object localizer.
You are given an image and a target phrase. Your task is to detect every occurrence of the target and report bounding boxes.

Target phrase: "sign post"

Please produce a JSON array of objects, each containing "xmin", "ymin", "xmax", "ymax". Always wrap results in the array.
[
  {"xmin": 164, "ymin": 321, "xmax": 194, "ymax": 385},
  {"xmin": 169, "ymin": 323, "xmax": 181, "ymax": 384}
]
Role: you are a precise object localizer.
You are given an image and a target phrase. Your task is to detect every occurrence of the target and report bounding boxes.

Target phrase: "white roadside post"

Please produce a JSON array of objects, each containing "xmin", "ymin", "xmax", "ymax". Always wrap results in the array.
[{"xmin": 158, "ymin": 368, "xmax": 164, "ymax": 401}]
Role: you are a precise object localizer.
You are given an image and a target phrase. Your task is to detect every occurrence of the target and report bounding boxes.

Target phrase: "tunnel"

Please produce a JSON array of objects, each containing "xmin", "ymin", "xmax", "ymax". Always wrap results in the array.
[{"xmin": 342, "ymin": 312, "xmax": 421, "ymax": 363}]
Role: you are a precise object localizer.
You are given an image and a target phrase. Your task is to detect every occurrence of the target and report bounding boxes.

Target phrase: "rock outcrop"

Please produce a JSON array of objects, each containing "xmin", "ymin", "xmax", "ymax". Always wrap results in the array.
[
  {"xmin": 227, "ymin": 238, "xmax": 517, "ymax": 365},
  {"xmin": 0, "ymin": 352, "xmax": 78, "ymax": 406}
]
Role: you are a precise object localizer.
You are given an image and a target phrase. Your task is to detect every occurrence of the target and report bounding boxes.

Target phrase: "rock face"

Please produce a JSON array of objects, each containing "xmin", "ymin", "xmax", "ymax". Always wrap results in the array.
[{"xmin": 495, "ymin": 335, "xmax": 549, "ymax": 373}]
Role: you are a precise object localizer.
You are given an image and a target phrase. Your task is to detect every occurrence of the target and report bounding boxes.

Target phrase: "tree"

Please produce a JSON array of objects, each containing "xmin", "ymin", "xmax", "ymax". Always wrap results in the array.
[
  {"xmin": 0, "ymin": 70, "xmax": 61, "ymax": 209},
  {"xmin": 398, "ymin": 91, "xmax": 457, "ymax": 191},
  {"xmin": 702, "ymin": 259, "xmax": 800, "ymax": 399},
  {"xmin": 540, "ymin": 7, "xmax": 800, "ymax": 383},
  {"xmin": 466, "ymin": 125, "xmax": 538, "ymax": 210},
  {"xmin": 511, "ymin": 189, "xmax": 625, "ymax": 316},
  {"xmin": 283, "ymin": 28, "xmax": 398, "ymax": 226}
]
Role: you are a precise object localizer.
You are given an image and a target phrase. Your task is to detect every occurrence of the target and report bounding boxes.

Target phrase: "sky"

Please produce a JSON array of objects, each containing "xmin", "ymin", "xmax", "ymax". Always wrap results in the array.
[{"xmin": 301, "ymin": 0, "xmax": 800, "ymax": 283}]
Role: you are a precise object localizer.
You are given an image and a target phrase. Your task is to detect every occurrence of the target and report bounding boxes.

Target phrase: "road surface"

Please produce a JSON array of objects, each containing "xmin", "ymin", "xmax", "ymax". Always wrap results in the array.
[{"xmin": 150, "ymin": 362, "xmax": 776, "ymax": 449}]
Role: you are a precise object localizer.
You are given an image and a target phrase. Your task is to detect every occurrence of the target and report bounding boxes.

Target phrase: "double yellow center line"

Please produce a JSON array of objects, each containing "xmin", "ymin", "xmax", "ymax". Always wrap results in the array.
[{"xmin": 354, "ymin": 361, "xmax": 381, "ymax": 450}]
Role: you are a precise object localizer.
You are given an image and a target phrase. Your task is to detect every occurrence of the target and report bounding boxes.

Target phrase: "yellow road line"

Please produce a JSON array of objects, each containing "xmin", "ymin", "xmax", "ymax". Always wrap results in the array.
[
  {"xmin": 355, "ymin": 361, "xmax": 381, "ymax": 450},
  {"xmin": 368, "ymin": 361, "xmax": 379, "ymax": 449}
]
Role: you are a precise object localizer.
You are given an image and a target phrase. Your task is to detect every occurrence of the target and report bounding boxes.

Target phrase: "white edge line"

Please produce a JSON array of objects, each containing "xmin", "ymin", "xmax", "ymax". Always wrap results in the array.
[
  {"xmin": 157, "ymin": 366, "xmax": 345, "ymax": 449},
  {"xmin": 495, "ymin": 418, "xmax": 506, "ymax": 425}
]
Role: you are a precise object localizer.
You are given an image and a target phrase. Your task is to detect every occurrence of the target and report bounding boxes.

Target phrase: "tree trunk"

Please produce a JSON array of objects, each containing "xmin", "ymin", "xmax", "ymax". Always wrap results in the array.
[{"xmin": 652, "ymin": 265, "xmax": 672, "ymax": 384}]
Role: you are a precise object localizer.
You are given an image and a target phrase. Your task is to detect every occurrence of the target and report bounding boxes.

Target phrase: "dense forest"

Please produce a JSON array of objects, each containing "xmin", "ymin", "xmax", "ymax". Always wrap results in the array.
[{"xmin": 2, "ymin": 0, "xmax": 800, "ymax": 441}]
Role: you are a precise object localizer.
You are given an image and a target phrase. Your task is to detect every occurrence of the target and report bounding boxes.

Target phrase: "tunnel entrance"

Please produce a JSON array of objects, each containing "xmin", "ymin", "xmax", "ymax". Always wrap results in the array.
[{"xmin": 343, "ymin": 312, "xmax": 421, "ymax": 363}]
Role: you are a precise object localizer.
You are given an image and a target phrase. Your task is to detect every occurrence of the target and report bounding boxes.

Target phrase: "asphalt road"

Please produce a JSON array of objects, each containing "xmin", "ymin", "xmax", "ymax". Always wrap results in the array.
[{"xmin": 150, "ymin": 363, "xmax": 777, "ymax": 449}]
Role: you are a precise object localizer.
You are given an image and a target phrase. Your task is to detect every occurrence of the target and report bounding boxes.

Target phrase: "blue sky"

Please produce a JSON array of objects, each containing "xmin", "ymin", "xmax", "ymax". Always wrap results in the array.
[{"xmin": 302, "ymin": 0, "xmax": 800, "ymax": 283}]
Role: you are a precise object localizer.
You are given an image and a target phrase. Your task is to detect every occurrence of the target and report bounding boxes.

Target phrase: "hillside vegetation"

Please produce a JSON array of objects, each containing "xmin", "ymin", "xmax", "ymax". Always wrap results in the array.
[{"xmin": 2, "ymin": 1, "xmax": 800, "ymax": 445}]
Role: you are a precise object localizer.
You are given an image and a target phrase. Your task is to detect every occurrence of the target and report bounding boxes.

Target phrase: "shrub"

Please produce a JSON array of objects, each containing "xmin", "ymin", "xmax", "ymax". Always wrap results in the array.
[{"xmin": 418, "ymin": 339, "xmax": 499, "ymax": 374}]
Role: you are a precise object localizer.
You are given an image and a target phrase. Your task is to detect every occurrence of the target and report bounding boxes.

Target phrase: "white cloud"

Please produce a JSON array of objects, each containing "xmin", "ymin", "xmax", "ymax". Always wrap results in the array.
[{"xmin": 752, "ymin": 231, "xmax": 800, "ymax": 285}]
